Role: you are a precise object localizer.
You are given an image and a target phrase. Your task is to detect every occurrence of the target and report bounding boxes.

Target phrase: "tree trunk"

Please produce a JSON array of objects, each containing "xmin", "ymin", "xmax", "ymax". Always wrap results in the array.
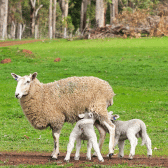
[
  {"xmin": 80, "ymin": 0, "xmax": 88, "ymax": 33},
  {"xmin": 110, "ymin": 0, "xmax": 118, "ymax": 25},
  {"xmin": 10, "ymin": 21, "xmax": 16, "ymax": 39},
  {"xmin": 61, "ymin": 0, "xmax": 69, "ymax": 38},
  {"xmin": 53, "ymin": 0, "xmax": 57, "ymax": 38},
  {"xmin": 30, "ymin": 0, "xmax": 43, "ymax": 37},
  {"xmin": 96, "ymin": 0, "xmax": 105, "ymax": 27},
  {"xmin": 49, "ymin": 0, "xmax": 52, "ymax": 39},
  {"xmin": 0, "ymin": 0, "xmax": 8, "ymax": 40}
]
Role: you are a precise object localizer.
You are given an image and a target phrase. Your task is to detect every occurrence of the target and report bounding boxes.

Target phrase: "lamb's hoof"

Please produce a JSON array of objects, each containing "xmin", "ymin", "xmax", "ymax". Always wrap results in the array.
[
  {"xmin": 51, "ymin": 156, "xmax": 58, "ymax": 160},
  {"xmin": 86, "ymin": 156, "xmax": 91, "ymax": 160},
  {"xmin": 99, "ymin": 159, "xmax": 104, "ymax": 162},
  {"xmin": 128, "ymin": 154, "xmax": 133, "ymax": 160},
  {"xmin": 148, "ymin": 155, "xmax": 152, "ymax": 158},
  {"xmin": 92, "ymin": 152, "xmax": 97, "ymax": 157},
  {"xmin": 64, "ymin": 159, "xmax": 69, "ymax": 162},
  {"xmin": 109, "ymin": 153, "xmax": 113, "ymax": 158},
  {"xmin": 118, "ymin": 155, "xmax": 124, "ymax": 158},
  {"xmin": 74, "ymin": 156, "xmax": 80, "ymax": 160}
]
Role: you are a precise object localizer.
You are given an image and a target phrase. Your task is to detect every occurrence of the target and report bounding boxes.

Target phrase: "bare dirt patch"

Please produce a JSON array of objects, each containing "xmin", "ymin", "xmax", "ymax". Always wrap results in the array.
[
  {"xmin": 0, "ymin": 39, "xmax": 45, "ymax": 47},
  {"xmin": 0, "ymin": 151, "xmax": 167, "ymax": 167}
]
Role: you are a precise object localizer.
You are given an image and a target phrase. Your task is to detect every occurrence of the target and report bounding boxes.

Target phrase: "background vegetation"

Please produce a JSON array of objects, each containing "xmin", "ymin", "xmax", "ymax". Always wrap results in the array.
[{"xmin": 0, "ymin": 37, "xmax": 168, "ymax": 161}]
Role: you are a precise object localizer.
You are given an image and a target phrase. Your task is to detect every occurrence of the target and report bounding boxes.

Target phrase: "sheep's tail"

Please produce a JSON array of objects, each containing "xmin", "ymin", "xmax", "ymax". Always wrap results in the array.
[{"xmin": 140, "ymin": 121, "xmax": 147, "ymax": 146}]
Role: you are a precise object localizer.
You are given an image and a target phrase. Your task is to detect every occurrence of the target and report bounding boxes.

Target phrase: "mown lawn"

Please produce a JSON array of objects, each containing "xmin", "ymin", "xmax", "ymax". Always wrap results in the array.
[{"xmin": 0, "ymin": 37, "xmax": 168, "ymax": 162}]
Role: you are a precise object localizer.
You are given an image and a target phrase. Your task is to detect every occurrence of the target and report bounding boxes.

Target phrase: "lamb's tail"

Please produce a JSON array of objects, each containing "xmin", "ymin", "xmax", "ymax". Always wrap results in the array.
[{"xmin": 140, "ymin": 121, "xmax": 148, "ymax": 146}]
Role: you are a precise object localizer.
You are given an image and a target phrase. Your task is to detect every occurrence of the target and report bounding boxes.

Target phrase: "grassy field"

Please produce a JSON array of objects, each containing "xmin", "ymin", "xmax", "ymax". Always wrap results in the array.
[{"xmin": 0, "ymin": 37, "xmax": 168, "ymax": 166}]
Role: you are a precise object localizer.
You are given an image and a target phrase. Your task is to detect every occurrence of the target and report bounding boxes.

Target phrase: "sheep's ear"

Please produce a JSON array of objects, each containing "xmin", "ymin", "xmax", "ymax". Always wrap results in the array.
[
  {"xmin": 11, "ymin": 73, "xmax": 21, "ymax": 80},
  {"xmin": 78, "ymin": 114, "xmax": 85, "ymax": 119},
  {"xmin": 31, "ymin": 72, "xmax": 37, "ymax": 80},
  {"xmin": 88, "ymin": 113, "xmax": 93, "ymax": 118},
  {"xmin": 109, "ymin": 111, "xmax": 113, "ymax": 115},
  {"xmin": 113, "ymin": 114, "xmax": 119, "ymax": 120}
]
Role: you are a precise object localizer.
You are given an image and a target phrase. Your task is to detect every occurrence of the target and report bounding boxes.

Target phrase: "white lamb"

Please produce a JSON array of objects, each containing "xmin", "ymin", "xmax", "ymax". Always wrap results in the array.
[
  {"xmin": 64, "ymin": 112, "xmax": 104, "ymax": 162},
  {"xmin": 95, "ymin": 111, "xmax": 152, "ymax": 160}
]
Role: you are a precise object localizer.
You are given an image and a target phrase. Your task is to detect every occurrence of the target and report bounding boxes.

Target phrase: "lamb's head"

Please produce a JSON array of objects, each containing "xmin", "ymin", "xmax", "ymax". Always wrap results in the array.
[
  {"xmin": 11, "ymin": 72, "xmax": 37, "ymax": 99},
  {"xmin": 108, "ymin": 111, "xmax": 120, "ymax": 121},
  {"xmin": 78, "ymin": 112, "xmax": 94, "ymax": 119}
]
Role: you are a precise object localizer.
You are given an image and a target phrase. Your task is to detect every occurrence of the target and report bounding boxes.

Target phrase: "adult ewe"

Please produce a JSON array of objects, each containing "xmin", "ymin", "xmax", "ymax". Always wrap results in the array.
[{"xmin": 11, "ymin": 72, "xmax": 115, "ymax": 159}]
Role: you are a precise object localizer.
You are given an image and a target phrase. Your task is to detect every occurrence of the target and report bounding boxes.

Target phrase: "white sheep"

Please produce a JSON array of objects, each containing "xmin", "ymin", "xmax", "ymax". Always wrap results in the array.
[
  {"xmin": 64, "ymin": 112, "xmax": 104, "ymax": 162},
  {"xmin": 95, "ymin": 111, "xmax": 152, "ymax": 160},
  {"xmin": 11, "ymin": 72, "xmax": 116, "ymax": 159}
]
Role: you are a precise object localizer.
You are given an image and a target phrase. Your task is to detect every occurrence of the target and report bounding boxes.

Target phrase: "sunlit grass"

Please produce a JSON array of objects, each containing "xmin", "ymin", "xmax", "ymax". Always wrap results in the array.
[{"xmin": 0, "ymin": 37, "xmax": 168, "ymax": 159}]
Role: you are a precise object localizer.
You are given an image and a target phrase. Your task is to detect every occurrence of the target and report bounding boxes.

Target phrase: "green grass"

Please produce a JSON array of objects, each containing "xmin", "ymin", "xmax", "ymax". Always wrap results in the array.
[{"xmin": 0, "ymin": 37, "xmax": 168, "ymax": 167}]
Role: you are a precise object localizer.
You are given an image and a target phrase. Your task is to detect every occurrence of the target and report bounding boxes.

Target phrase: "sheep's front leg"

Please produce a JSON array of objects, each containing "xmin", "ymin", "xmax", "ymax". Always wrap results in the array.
[
  {"xmin": 51, "ymin": 129, "xmax": 61, "ymax": 159},
  {"xmin": 103, "ymin": 120, "xmax": 115, "ymax": 158},
  {"xmin": 86, "ymin": 139, "xmax": 92, "ymax": 160}
]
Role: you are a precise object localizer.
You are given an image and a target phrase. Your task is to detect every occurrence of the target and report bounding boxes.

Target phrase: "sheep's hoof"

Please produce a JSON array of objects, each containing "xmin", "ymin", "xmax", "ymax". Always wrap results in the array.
[
  {"xmin": 109, "ymin": 153, "xmax": 113, "ymax": 158},
  {"xmin": 92, "ymin": 152, "xmax": 97, "ymax": 157},
  {"xmin": 99, "ymin": 159, "xmax": 104, "ymax": 162},
  {"xmin": 64, "ymin": 159, "xmax": 69, "ymax": 162},
  {"xmin": 148, "ymin": 155, "xmax": 152, "ymax": 158},
  {"xmin": 86, "ymin": 156, "xmax": 91, "ymax": 160},
  {"xmin": 128, "ymin": 154, "xmax": 133, "ymax": 160},
  {"xmin": 118, "ymin": 155, "xmax": 124, "ymax": 158},
  {"xmin": 74, "ymin": 156, "xmax": 80, "ymax": 160},
  {"xmin": 51, "ymin": 156, "xmax": 58, "ymax": 160}
]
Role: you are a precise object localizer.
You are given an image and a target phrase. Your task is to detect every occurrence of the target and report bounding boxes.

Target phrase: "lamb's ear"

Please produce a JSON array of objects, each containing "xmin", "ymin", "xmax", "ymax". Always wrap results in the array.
[
  {"xmin": 88, "ymin": 113, "xmax": 93, "ymax": 118},
  {"xmin": 113, "ymin": 114, "xmax": 119, "ymax": 120},
  {"xmin": 31, "ymin": 72, "xmax": 37, "ymax": 80},
  {"xmin": 78, "ymin": 114, "xmax": 85, "ymax": 119},
  {"xmin": 11, "ymin": 73, "xmax": 21, "ymax": 80},
  {"xmin": 109, "ymin": 111, "xmax": 113, "ymax": 115}
]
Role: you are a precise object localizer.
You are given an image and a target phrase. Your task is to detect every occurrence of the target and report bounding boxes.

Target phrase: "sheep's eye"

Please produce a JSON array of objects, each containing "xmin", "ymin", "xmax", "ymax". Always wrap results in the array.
[{"xmin": 27, "ymin": 81, "xmax": 30, "ymax": 83}]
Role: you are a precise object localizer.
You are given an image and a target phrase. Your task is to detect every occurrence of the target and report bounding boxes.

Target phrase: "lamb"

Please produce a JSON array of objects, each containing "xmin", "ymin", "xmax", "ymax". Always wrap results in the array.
[
  {"xmin": 64, "ymin": 112, "xmax": 104, "ymax": 162},
  {"xmin": 95, "ymin": 111, "xmax": 152, "ymax": 160},
  {"xmin": 11, "ymin": 72, "xmax": 116, "ymax": 159}
]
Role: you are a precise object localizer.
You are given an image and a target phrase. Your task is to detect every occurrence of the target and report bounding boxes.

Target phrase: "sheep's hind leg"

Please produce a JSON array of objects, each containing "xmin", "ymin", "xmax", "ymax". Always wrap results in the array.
[
  {"xmin": 93, "ymin": 123, "xmax": 106, "ymax": 157},
  {"xmin": 118, "ymin": 140, "xmax": 125, "ymax": 158},
  {"xmin": 51, "ymin": 129, "xmax": 61, "ymax": 159},
  {"xmin": 103, "ymin": 120, "xmax": 115, "ymax": 158},
  {"xmin": 74, "ymin": 138, "xmax": 81, "ymax": 160}
]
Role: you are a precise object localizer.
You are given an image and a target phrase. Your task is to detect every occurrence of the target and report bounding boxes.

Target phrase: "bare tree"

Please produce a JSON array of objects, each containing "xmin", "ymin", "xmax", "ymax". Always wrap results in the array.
[
  {"xmin": 49, "ymin": 0, "xmax": 52, "ymax": 39},
  {"xmin": 53, "ymin": 0, "xmax": 57, "ymax": 38},
  {"xmin": 0, "ymin": 0, "xmax": 8, "ymax": 40},
  {"xmin": 80, "ymin": 0, "xmax": 89, "ymax": 33},
  {"xmin": 96, "ymin": 0, "xmax": 105, "ymax": 27},
  {"xmin": 110, "ymin": 0, "xmax": 118, "ymax": 25},
  {"xmin": 30, "ymin": 0, "xmax": 43, "ymax": 37},
  {"xmin": 60, "ymin": 0, "xmax": 69, "ymax": 38}
]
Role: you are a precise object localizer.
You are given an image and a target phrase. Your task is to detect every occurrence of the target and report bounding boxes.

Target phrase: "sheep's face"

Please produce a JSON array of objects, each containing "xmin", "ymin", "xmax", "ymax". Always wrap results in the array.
[{"xmin": 11, "ymin": 72, "xmax": 37, "ymax": 99}]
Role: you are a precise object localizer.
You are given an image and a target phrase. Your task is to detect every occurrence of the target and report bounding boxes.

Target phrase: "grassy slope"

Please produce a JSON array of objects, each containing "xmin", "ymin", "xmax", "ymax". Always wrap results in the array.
[{"xmin": 0, "ymin": 37, "xmax": 167, "ymax": 157}]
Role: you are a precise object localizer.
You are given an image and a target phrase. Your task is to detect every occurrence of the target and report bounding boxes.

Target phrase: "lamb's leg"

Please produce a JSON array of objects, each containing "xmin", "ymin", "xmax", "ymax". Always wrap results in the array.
[
  {"xmin": 86, "ymin": 139, "xmax": 92, "ymax": 160},
  {"xmin": 64, "ymin": 137, "xmax": 76, "ymax": 162},
  {"xmin": 93, "ymin": 123, "xmax": 106, "ymax": 157},
  {"xmin": 145, "ymin": 135, "xmax": 152, "ymax": 158},
  {"xmin": 74, "ymin": 137, "xmax": 81, "ymax": 160},
  {"xmin": 118, "ymin": 140, "xmax": 125, "ymax": 158},
  {"xmin": 127, "ymin": 132, "xmax": 138, "ymax": 160},
  {"xmin": 91, "ymin": 137, "xmax": 104, "ymax": 162},
  {"xmin": 51, "ymin": 129, "xmax": 61, "ymax": 159}
]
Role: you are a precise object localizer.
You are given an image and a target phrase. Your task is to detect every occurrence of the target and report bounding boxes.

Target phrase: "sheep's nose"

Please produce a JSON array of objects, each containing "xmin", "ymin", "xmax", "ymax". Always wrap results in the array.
[{"xmin": 15, "ymin": 93, "xmax": 19, "ymax": 98}]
